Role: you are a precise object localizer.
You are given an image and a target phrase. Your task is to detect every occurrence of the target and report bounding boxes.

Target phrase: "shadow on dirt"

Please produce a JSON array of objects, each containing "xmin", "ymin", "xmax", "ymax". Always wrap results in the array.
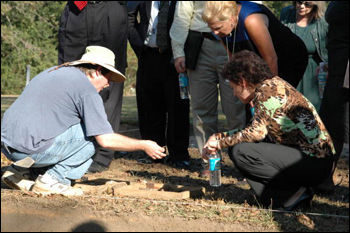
[
  {"xmin": 114, "ymin": 151, "xmax": 244, "ymax": 180},
  {"xmin": 71, "ymin": 221, "xmax": 107, "ymax": 232},
  {"xmin": 125, "ymin": 169, "xmax": 256, "ymax": 204}
]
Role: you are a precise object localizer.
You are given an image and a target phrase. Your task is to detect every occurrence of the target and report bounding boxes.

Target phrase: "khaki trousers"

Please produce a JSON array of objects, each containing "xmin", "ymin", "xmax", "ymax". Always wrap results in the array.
[{"xmin": 187, "ymin": 38, "xmax": 246, "ymax": 156}]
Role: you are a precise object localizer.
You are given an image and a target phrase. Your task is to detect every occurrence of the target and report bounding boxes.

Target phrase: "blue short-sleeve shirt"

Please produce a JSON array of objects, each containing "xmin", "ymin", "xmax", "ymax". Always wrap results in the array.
[{"xmin": 1, "ymin": 66, "xmax": 114, "ymax": 154}]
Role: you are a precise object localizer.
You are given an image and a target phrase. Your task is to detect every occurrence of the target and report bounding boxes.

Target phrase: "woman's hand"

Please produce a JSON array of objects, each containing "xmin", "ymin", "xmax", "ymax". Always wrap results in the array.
[
  {"xmin": 315, "ymin": 62, "xmax": 329, "ymax": 80},
  {"xmin": 202, "ymin": 135, "xmax": 220, "ymax": 160}
]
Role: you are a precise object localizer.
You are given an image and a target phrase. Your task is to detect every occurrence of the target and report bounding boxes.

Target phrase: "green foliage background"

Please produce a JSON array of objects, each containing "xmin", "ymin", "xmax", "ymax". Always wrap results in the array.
[
  {"xmin": 1, "ymin": 1, "xmax": 65, "ymax": 94},
  {"xmin": 1, "ymin": 1, "xmax": 291, "ymax": 95}
]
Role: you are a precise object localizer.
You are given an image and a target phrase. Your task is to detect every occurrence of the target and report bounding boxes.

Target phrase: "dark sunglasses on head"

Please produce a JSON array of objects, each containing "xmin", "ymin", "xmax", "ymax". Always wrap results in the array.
[{"xmin": 297, "ymin": 1, "xmax": 314, "ymax": 8}]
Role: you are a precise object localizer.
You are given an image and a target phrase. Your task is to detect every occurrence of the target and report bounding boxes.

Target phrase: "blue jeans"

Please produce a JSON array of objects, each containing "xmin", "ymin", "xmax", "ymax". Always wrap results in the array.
[{"xmin": 3, "ymin": 123, "xmax": 97, "ymax": 185}]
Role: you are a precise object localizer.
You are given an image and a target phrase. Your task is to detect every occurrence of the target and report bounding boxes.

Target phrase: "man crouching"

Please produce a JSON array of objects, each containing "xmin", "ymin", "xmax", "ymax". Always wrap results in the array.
[{"xmin": 1, "ymin": 46, "xmax": 166, "ymax": 196}]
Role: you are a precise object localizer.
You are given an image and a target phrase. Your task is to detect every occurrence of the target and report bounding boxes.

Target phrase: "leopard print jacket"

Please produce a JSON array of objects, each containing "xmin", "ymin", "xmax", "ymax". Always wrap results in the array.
[{"xmin": 216, "ymin": 77, "xmax": 335, "ymax": 158}]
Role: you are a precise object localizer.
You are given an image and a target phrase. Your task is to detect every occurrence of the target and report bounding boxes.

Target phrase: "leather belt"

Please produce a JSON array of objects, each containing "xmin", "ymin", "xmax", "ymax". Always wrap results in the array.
[
  {"xmin": 143, "ymin": 46, "xmax": 171, "ymax": 54},
  {"xmin": 202, "ymin": 32, "xmax": 218, "ymax": 41}
]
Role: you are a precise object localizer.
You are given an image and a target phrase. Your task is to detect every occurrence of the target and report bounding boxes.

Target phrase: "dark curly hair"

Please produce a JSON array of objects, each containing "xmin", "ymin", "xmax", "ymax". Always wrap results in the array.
[{"xmin": 222, "ymin": 50, "xmax": 274, "ymax": 85}]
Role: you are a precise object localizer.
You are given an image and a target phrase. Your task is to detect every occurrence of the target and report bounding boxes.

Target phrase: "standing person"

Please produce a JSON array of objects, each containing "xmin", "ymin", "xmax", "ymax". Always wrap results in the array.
[
  {"xmin": 170, "ymin": 1, "xmax": 246, "ymax": 177},
  {"xmin": 202, "ymin": 1, "xmax": 308, "ymax": 89},
  {"xmin": 58, "ymin": 1, "xmax": 128, "ymax": 173},
  {"xmin": 280, "ymin": 1, "xmax": 328, "ymax": 113},
  {"xmin": 203, "ymin": 50, "xmax": 335, "ymax": 209},
  {"xmin": 127, "ymin": 1, "xmax": 191, "ymax": 167},
  {"xmin": 315, "ymin": 1, "xmax": 349, "ymax": 194},
  {"xmin": 1, "ymin": 46, "xmax": 166, "ymax": 196}
]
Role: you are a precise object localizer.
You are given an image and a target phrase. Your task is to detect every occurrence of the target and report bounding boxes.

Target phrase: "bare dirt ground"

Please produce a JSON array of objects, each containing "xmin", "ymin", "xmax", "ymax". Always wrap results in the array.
[
  {"xmin": 1, "ymin": 191, "xmax": 272, "ymax": 232},
  {"xmin": 1, "ymin": 96, "xmax": 349, "ymax": 232},
  {"xmin": 1, "ymin": 142, "xmax": 349, "ymax": 232}
]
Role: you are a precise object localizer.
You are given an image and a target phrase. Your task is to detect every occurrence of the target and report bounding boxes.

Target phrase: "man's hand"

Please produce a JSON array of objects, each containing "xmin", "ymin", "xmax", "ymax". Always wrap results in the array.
[
  {"xmin": 95, "ymin": 133, "xmax": 166, "ymax": 159},
  {"xmin": 174, "ymin": 57, "xmax": 186, "ymax": 73},
  {"xmin": 141, "ymin": 140, "xmax": 166, "ymax": 160}
]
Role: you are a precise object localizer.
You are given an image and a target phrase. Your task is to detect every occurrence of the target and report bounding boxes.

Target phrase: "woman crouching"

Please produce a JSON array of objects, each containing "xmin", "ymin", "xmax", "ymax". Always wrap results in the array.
[{"xmin": 203, "ymin": 50, "xmax": 335, "ymax": 210}]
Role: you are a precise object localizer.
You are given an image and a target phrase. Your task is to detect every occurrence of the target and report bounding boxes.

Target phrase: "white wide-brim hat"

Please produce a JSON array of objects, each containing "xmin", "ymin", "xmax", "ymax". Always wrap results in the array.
[{"xmin": 69, "ymin": 46, "xmax": 126, "ymax": 83}]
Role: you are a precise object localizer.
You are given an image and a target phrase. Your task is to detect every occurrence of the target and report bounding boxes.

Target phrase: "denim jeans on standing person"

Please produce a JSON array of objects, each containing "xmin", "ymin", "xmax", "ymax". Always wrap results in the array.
[{"xmin": 3, "ymin": 123, "xmax": 97, "ymax": 185}]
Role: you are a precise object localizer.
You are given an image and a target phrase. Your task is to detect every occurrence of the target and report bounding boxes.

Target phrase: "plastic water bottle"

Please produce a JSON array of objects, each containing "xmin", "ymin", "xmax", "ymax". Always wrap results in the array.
[
  {"xmin": 318, "ymin": 62, "xmax": 327, "ymax": 99},
  {"xmin": 209, "ymin": 151, "xmax": 221, "ymax": 187},
  {"xmin": 178, "ymin": 72, "xmax": 189, "ymax": 99}
]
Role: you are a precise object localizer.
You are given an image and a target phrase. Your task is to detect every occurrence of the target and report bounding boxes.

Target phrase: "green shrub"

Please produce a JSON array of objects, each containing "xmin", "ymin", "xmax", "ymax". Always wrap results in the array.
[{"xmin": 1, "ymin": 1, "xmax": 65, "ymax": 95}]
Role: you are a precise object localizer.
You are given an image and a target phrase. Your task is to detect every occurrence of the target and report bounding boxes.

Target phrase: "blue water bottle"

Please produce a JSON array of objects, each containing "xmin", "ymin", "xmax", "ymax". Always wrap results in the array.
[
  {"xmin": 209, "ymin": 151, "xmax": 221, "ymax": 187},
  {"xmin": 178, "ymin": 72, "xmax": 189, "ymax": 99}
]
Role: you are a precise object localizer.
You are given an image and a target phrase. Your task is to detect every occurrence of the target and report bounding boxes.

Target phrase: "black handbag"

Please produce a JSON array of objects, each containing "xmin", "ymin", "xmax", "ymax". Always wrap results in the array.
[{"xmin": 184, "ymin": 30, "xmax": 204, "ymax": 70}]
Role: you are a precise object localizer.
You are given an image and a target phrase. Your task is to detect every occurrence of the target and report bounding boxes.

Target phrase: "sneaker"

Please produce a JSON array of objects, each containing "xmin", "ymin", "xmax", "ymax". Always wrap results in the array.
[
  {"xmin": 32, "ymin": 174, "xmax": 83, "ymax": 196},
  {"xmin": 1, "ymin": 165, "xmax": 35, "ymax": 191},
  {"xmin": 85, "ymin": 161, "xmax": 109, "ymax": 174}
]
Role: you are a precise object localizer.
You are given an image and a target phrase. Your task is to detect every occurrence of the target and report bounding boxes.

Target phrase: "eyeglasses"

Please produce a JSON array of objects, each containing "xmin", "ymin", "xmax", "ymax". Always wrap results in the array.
[{"xmin": 297, "ymin": 1, "xmax": 314, "ymax": 8}]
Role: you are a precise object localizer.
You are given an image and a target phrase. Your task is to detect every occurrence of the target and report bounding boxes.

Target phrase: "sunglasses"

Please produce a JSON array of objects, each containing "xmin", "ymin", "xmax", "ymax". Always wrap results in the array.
[{"xmin": 297, "ymin": 1, "xmax": 314, "ymax": 8}]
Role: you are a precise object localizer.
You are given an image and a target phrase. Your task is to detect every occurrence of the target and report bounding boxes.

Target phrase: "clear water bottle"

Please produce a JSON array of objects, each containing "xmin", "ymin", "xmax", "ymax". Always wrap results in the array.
[
  {"xmin": 209, "ymin": 151, "xmax": 221, "ymax": 187},
  {"xmin": 318, "ymin": 62, "xmax": 327, "ymax": 99},
  {"xmin": 178, "ymin": 72, "xmax": 189, "ymax": 99}
]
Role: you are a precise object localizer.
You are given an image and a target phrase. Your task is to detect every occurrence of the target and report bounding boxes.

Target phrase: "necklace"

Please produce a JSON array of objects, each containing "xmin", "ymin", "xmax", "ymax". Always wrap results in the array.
[{"xmin": 225, "ymin": 20, "xmax": 238, "ymax": 62}]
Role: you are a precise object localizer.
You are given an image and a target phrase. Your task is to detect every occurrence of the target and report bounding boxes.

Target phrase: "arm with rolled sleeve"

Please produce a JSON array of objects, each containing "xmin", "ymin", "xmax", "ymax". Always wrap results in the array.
[{"xmin": 170, "ymin": 1, "xmax": 194, "ymax": 60}]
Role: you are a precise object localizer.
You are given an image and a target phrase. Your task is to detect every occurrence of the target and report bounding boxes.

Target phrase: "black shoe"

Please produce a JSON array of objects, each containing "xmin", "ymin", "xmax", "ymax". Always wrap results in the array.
[
  {"xmin": 284, "ymin": 188, "xmax": 313, "ymax": 211},
  {"xmin": 173, "ymin": 160, "xmax": 190, "ymax": 168},
  {"xmin": 114, "ymin": 151, "xmax": 130, "ymax": 158},
  {"xmin": 137, "ymin": 157, "xmax": 165, "ymax": 164},
  {"xmin": 86, "ymin": 161, "xmax": 109, "ymax": 174},
  {"xmin": 311, "ymin": 185, "xmax": 335, "ymax": 195},
  {"xmin": 311, "ymin": 175, "xmax": 343, "ymax": 195}
]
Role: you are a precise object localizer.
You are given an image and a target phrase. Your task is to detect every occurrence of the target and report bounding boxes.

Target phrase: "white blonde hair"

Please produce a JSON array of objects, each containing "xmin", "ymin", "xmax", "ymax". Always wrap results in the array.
[{"xmin": 202, "ymin": 1, "xmax": 238, "ymax": 23}]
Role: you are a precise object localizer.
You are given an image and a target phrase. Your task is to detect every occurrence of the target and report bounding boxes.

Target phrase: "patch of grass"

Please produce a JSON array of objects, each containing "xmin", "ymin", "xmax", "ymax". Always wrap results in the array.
[{"xmin": 120, "ymin": 96, "xmax": 139, "ymax": 126}]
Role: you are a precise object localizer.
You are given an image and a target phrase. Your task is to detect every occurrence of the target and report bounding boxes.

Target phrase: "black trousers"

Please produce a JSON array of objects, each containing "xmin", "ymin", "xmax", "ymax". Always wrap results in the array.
[
  {"xmin": 136, "ymin": 48, "xmax": 190, "ymax": 161},
  {"xmin": 319, "ymin": 38, "xmax": 349, "ymax": 163},
  {"xmin": 58, "ymin": 1, "xmax": 128, "ymax": 166},
  {"xmin": 229, "ymin": 142, "xmax": 333, "ymax": 206},
  {"xmin": 320, "ymin": 80, "xmax": 349, "ymax": 168}
]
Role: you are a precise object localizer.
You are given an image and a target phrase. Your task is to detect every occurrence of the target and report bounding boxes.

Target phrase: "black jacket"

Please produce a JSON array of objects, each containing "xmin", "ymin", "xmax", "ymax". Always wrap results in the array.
[{"xmin": 127, "ymin": 1, "xmax": 177, "ymax": 58}]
